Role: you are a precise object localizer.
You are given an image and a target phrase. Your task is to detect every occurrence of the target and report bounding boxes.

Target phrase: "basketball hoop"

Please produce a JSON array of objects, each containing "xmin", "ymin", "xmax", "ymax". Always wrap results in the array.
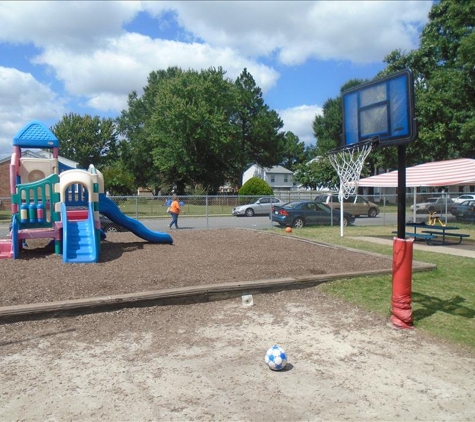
[{"xmin": 328, "ymin": 139, "xmax": 377, "ymax": 200}]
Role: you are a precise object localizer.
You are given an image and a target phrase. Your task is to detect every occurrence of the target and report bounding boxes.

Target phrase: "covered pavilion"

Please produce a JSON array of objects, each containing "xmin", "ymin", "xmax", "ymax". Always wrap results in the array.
[
  {"xmin": 358, "ymin": 158, "xmax": 475, "ymax": 188},
  {"xmin": 358, "ymin": 158, "xmax": 475, "ymax": 222}
]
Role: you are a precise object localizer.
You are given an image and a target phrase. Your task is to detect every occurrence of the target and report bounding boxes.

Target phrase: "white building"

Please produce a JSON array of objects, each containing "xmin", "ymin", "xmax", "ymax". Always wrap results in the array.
[{"xmin": 242, "ymin": 164, "xmax": 294, "ymax": 191}]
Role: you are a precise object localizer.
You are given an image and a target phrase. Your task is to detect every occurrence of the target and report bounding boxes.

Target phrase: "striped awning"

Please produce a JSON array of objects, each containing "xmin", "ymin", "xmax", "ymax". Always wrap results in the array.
[{"xmin": 358, "ymin": 158, "xmax": 475, "ymax": 187}]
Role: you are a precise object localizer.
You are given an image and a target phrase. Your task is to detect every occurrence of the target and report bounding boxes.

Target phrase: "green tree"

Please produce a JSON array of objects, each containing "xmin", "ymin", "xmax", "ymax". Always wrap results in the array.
[
  {"xmin": 238, "ymin": 177, "xmax": 273, "ymax": 196},
  {"xmin": 229, "ymin": 68, "xmax": 285, "ymax": 186},
  {"xmin": 52, "ymin": 113, "xmax": 119, "ymax": 169},
  {"xmin": 312, "ymin": 97, "xmax": 341, "ymax": 157},
  {"xmin": 117, "ymin": 66, "xmax": 287, "ymax": 194},
  {"xmin": 303, "ymin": 143, "xmax": 317, "ymax": 160},
  {"xmin": 116, "ymin": 68, "xmax": 183, "ymax": 193},
  {"xmin": 147, "ymin": 67, "xmax": 237, "ymax": 193},
  {"xmin": 293, "ymin": 158, "xmax": 339, "ymax": 191},
  {"xmin": 100, "ymin": 162, "xmax": 135, "ymax": 195},
  {"xmin": 382, "ymin": 0, "xmax": 475, "ymax": 164},
  {"xmin": 279, "ymin": 131, "xmax": 307, "ymax": 171}
]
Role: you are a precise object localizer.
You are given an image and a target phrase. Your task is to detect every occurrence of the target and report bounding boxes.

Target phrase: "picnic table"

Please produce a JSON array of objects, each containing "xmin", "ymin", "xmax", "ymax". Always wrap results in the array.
[
  {"xmin": 420, "ymin": 225, "xmax": 470, "ymax": 245},
  {"xmin": 402, "ymin": 222, "xmax": 470, "ymax": 245},
  {"xmin": 392, "ymin": 222, "xmax": 437, "ymax": 243},
  {"xmin": 393, "ymin": 223, "xmax": 470, "ymax": 245}
]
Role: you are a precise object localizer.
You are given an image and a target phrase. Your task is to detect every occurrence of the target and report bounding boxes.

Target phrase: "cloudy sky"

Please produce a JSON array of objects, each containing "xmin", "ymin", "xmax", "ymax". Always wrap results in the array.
[{"xmin": 0, "ymin": 1, "xmax": 433, "ymax": 155}]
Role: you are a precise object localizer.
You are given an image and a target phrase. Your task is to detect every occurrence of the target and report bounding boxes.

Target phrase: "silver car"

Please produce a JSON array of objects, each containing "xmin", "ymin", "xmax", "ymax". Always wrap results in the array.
[
  {"xmin": 232, "ymin": 197, "xmax": 285, "ymax": 217},
  {"xmin": 410, "ymin": 197, "xmax": 454, "ymax": 214}
]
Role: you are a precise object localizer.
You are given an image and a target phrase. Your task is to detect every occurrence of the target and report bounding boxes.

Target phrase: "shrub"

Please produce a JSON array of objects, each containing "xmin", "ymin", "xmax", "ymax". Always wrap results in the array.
[{"xmin": 239, "ymin": 177, "xmax": 274, "ymax": 196}]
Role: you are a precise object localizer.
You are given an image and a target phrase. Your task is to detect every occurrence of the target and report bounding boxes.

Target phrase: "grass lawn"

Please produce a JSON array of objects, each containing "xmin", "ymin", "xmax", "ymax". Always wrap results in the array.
[{"xmin": 269, "ymin": 223, "xmax": 475, "ymax": 353}]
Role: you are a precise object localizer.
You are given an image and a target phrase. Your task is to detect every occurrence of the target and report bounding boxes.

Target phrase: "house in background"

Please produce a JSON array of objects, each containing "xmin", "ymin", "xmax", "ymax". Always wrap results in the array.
[
  {"xmin": 0, "ymin": 150, "xmax": 78, "ymax": 198},
  {"xmin": 0, "ymin": 153, "xmax": 12, "ymax": 199},
  {"xmin": 242, "ymin": 164, "xmax": 294, "ymax": 191}
]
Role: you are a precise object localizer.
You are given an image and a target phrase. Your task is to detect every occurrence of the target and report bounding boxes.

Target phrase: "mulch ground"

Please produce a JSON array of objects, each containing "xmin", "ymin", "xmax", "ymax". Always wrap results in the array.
[{"xmin": 1, "ymin": 229, "xmax": 397, "ymax": 308}]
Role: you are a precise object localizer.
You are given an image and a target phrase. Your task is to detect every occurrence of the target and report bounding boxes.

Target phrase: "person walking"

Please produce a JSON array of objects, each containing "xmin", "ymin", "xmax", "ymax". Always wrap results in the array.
[{"xmin": 168, "ymin": 195, "xmax": 181, "ymax": 229}]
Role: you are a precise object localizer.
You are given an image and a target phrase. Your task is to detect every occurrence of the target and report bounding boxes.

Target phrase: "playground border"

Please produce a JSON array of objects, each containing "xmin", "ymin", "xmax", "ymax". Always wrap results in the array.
[{"xmin": 0, "ymin": 251, "xmax": 435, "ymax": 323}]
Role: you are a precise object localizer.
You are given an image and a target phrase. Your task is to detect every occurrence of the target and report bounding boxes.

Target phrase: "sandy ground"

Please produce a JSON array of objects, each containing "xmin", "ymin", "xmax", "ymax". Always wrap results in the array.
[
  {"xmin": 2, "ymin": 291, "xmax": 475, "ymax": 421},
  {"xmin": 1, "ymin": 229, "xmax": 475, "ymax": 421}
]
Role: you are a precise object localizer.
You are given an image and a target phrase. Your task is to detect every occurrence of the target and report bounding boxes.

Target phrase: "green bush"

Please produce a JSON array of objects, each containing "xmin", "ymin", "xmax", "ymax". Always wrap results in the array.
[{"xmin": 238, "ymin": 177, "xmax": 273, "ymax": 196}]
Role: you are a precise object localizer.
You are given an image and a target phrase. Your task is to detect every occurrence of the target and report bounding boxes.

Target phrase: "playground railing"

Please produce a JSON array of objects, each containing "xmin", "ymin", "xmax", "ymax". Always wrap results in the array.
[{"xmin": 11, "ymin": 173, "xmax": 61, "ymax": 229}]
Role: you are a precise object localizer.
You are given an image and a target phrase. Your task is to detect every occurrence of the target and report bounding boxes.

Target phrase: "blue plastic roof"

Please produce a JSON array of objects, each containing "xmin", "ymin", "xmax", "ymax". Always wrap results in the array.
[{"xmin": 13, "ymin": 120, "xmax": 59, "ymax": 148}]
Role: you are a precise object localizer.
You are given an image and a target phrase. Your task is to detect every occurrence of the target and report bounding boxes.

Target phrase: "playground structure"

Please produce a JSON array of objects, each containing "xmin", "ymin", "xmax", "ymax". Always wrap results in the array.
[{"xmin": 0, "ymin": 120, "xmax": 173, "ymax": 262}]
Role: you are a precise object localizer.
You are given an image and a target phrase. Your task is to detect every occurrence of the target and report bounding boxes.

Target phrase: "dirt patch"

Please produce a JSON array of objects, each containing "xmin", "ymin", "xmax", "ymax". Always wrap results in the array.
[
  {"xmin": 1, "ymin": 229, "xmax": 474, "ymax": 421},
  {"xmin": 1, "ymin": 229, "xmax": 394, "ymax": 307},
  {"xmin": 2, "ymin": 289, "xmax": 475, "ymax": 421}
]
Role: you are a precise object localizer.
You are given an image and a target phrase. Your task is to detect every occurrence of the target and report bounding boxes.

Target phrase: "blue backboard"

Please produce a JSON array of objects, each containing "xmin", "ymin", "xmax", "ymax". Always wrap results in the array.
[{"xmin": 342, "ymin": 69, "xmax": 416, "ymax": 149}]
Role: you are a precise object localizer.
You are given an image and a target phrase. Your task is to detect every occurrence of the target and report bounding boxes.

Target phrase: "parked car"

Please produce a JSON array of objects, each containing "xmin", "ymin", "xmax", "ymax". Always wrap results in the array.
[
  {"xmin": 269, "ymin": 201, "xmax": 355, "ymax": 228},
  {"xmin": 232, "ymin": 197, "xmax": 285, "ymax": 217},
  {"xmin": 100, "ymin": 214, "xmax": 128, "ymax": 232},
  {"xmin": 410, "ymin": 197, "xmax": 454, "ymax": 214},
  {"xmin": 314, "ymin": 194, "xmax": 379, "ymax": 218},
  {"xmin": 449, "ymin": 200, "xmax": 475, "ymax": 221},
  {"xmin": 452, "ymin": 194, "xmax": 475, "ymax": 204}
]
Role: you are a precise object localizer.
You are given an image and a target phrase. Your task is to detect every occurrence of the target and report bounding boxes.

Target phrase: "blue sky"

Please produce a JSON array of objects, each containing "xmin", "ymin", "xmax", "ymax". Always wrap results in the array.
[{"xmin": 0, "ymin": 1, "xmax": 433, "ymax": 155}]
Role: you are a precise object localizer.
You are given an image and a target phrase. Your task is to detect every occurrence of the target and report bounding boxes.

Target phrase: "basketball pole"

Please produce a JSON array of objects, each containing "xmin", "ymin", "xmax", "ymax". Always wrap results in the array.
[
  {"xmin": 397, "ymin": 145, "xmax": 407, "ymax": 239},
  {"xmin": 391, "ymin": 145, "xmax": 414, "ymax": 329},
  {"xmin": 336, "ymin": 68, "xmax": 416, "ymax": 329}
]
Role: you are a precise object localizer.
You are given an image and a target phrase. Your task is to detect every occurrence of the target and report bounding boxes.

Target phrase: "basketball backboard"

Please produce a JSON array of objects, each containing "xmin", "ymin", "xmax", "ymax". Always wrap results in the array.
[{"xmin": 341, "ymin": 69, "xmax": 416, "ymax": 149}]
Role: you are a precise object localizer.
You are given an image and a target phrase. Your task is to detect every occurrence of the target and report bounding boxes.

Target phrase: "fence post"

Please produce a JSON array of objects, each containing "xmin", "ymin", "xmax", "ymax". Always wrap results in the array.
[
  {"xmin": 269, "ymin": 197, "xmax": 274, "ymax": 228},
  {"xmin": 206, "ymin": 195, "xmax": 209, "ymax": 229},
  {"xmin": 135, "ymin": 196, "xmax": 138, "ymax": 220}
]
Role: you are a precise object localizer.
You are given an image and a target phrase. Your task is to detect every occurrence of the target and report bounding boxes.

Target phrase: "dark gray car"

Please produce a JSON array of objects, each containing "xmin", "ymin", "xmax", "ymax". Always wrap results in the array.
[{"xmin": 270, "ymin": 201, "xmax": 355, "ymax": 228}]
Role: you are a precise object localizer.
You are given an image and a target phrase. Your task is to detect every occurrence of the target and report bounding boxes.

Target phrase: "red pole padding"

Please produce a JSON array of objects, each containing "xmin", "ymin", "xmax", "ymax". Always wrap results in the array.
[{"xmin": 391, "ymin": 237, "xmax": 414, "ymax": 329}]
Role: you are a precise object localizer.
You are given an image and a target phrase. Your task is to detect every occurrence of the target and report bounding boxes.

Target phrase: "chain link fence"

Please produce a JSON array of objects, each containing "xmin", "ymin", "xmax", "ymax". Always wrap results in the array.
[{"xmin": 0, "ymin": 191, "xmax": 471, "ymax": 237}]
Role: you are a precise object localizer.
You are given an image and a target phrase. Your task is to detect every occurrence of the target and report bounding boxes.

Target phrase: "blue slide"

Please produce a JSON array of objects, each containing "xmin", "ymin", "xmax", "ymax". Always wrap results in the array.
[
  {"xmin": 99, "ymin": 194, "xmax": 173, "ymax": 244},
  {"xmin": 62, "ymin": 202, "xmax": 99, "ymax": 263}
]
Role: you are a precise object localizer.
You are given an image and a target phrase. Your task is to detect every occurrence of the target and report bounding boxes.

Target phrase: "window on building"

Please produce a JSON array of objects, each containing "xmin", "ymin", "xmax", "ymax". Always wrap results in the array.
[
  {"xmin": 271, "ymin": 175, "xmax": 275, "ymax": 183},
  {"xmin": 284, "ymin": 175, "xmax": 288, "ymax": 183}
]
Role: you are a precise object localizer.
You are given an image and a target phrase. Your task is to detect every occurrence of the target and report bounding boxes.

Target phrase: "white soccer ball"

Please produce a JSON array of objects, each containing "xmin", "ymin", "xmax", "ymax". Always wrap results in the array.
[{"xmin": 265, "ymin": 345, "xmax": 287, "ymax": 371}]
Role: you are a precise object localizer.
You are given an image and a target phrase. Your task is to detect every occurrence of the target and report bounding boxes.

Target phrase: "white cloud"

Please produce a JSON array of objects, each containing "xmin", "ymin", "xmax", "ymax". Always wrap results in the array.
[
  {"xmin": 167, "ymin": 1, "xmax": 432, "ymax": 64},
  {"xmin": 0, "ymin": 67, "xmax": 65, "ymax": 153},
  {"xmin": 0, "ymin": 1, "xmax": 432, "ymax": 64},
  {"xmin": 33, "ymin": 33, "xmax": 279, "ymax": 112},
  {"xmin": 278, "ymin": 105, "xmax": 322, "ymax": 146},
  {"xmin": 0, "ymin": 1, "xmax": 141, "ymax": 51}
]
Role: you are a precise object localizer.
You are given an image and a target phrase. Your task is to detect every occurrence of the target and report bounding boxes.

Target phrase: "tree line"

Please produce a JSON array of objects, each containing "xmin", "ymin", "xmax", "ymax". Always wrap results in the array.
[
  {"xmin": 52, "ymin": 0, "xmax": 474, "ymax": 194},
  {"xmin": 52, "ymin": 68, "xmax": 313, "ymax": 195}
]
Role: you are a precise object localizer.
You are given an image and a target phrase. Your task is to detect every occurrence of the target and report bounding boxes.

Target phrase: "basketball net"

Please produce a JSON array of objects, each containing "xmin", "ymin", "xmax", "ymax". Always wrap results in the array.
[{"xmin": 328, "ymin": 141, "xmax": 373, "ymax": 200}]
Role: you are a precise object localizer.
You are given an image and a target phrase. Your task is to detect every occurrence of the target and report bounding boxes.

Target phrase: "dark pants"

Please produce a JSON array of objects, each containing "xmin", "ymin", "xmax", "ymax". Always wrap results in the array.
[{"xmin": 169, "ymin": 212, "xmax": 179, "ymax": 228}]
